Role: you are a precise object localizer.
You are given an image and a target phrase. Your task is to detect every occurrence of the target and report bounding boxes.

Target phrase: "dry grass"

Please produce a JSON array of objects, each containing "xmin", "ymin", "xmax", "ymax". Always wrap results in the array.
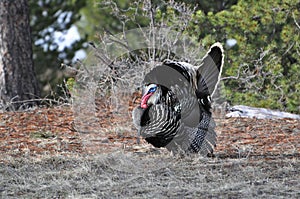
[
  {"xmin": 0, "ymin": 105, "xmax": 299, "ymax": 198},
  {"xmin": 1, "ymin": 151, "xmax": 299, "ymax": 198},
  {"xmin": 1, "ymin": 103, "xmax": 298, "ymax": 199}
]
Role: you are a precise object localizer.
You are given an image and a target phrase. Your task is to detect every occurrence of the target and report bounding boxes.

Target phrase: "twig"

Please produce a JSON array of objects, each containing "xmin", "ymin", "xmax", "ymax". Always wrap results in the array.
[{"xmin": 293, "ymin": 12, "xmax": 300, "ymax": 31}]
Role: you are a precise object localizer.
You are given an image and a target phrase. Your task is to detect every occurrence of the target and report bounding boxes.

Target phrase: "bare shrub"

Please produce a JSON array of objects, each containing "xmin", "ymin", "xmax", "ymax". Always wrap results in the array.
[{"xmin": 71, "ymin": 0, "xmax": 210, "ymax": 137}]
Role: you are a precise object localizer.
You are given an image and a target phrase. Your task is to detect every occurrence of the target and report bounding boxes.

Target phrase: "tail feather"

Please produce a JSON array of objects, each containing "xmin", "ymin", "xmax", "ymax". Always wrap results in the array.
[{"xmin": 197, "ymin": 42, "xmax": 224, "ymax": 97}]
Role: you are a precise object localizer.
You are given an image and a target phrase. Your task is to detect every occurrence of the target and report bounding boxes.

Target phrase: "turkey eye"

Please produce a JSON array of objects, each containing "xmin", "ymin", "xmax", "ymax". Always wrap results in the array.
[{"xmin": 149, "ymin": 87, "xmax": 157, "ymax": 93}]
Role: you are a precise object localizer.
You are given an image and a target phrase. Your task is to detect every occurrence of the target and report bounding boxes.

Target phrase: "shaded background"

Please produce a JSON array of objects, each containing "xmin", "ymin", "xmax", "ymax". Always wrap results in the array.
[{"xmin": 30, "ymin": 0, "xmax": 299, "ymax": 113}]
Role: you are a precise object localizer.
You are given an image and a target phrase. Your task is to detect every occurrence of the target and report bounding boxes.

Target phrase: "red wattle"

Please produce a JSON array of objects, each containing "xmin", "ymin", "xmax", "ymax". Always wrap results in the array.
[{"xmin": 141, "ymin": 93, "xmax": 152, "ymax": 109}]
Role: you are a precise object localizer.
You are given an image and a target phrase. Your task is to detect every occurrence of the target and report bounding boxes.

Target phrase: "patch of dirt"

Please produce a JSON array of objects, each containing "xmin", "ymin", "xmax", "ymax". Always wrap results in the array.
[
  {"xmin": 0, "ymin": 104, "xmax": 299, "ymax": 162},
  {"xmin": 215, "ymin": 116, "xmax": 300, "ymax": 158}
]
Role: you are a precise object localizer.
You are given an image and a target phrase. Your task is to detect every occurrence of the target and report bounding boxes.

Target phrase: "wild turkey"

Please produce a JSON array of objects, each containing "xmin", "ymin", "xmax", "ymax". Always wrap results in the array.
[{"xmin": 132, "ymin": 43, "xmax": 224, "ymax": 155}]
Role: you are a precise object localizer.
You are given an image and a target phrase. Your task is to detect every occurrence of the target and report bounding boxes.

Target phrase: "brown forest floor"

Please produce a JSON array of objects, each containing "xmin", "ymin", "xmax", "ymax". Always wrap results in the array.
[
  {"xmin": 0, "ymin": 104, "xmax": 300, "ymax": 198},
  {"xmin": 0, "ymin": 104, "xmax": 299, "ymax": 161}
]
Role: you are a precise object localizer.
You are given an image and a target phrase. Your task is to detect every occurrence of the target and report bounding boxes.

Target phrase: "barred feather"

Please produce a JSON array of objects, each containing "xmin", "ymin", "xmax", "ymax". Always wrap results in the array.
[{"xmin": 132, "ymin": 43, "xmax": 224, "ymax": 155}]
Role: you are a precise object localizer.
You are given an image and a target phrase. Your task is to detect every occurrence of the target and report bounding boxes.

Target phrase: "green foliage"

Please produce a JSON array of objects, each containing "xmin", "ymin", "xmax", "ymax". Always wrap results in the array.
[
  {"xmin": 175, "ymin": 0, "xmax": 238, "ymax": 13},
  {"xmin": 65, "ymin": 77, "xmax": 76, "ymax": 95},
  {"xmin": 30, "ymin": 131, "xmax": 55, "ymax": 139},
  {"xmin": 187, "ymin": 0, "xmax": 300, "ymax": 113},
  {"xmin": 29, "ymin": 0, "xmax": 87, "ymax": 97},
  {"xmin": 77, "ymin": 0, "xmax": 150, "ymax": 41},
  {"xmin": 29, "ymin": 0, "xmax": 300, "ymax": 113},
  {"xmin": 79, "ymin": 0, "xmax": 299, "ymax": 113}
]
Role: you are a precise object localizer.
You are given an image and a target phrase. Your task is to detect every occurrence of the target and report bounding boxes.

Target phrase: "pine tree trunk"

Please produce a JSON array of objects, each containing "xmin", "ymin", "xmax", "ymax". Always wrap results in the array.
[{"xmin": 0, "ymin": 0, "xmax": 40, "ymax": 109}]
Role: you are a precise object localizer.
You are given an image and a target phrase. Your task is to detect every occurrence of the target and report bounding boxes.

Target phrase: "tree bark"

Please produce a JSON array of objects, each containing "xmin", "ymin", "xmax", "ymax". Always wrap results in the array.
[{"xmin": 0, "ymin": 0, "xmax": 40, "ymax": 109}]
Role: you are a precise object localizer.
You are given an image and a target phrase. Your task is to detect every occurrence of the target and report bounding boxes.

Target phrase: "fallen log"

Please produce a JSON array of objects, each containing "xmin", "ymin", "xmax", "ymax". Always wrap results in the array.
[{"xmin": 226, "ymin": 105, "xmax": 300, "ymax": 119}]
